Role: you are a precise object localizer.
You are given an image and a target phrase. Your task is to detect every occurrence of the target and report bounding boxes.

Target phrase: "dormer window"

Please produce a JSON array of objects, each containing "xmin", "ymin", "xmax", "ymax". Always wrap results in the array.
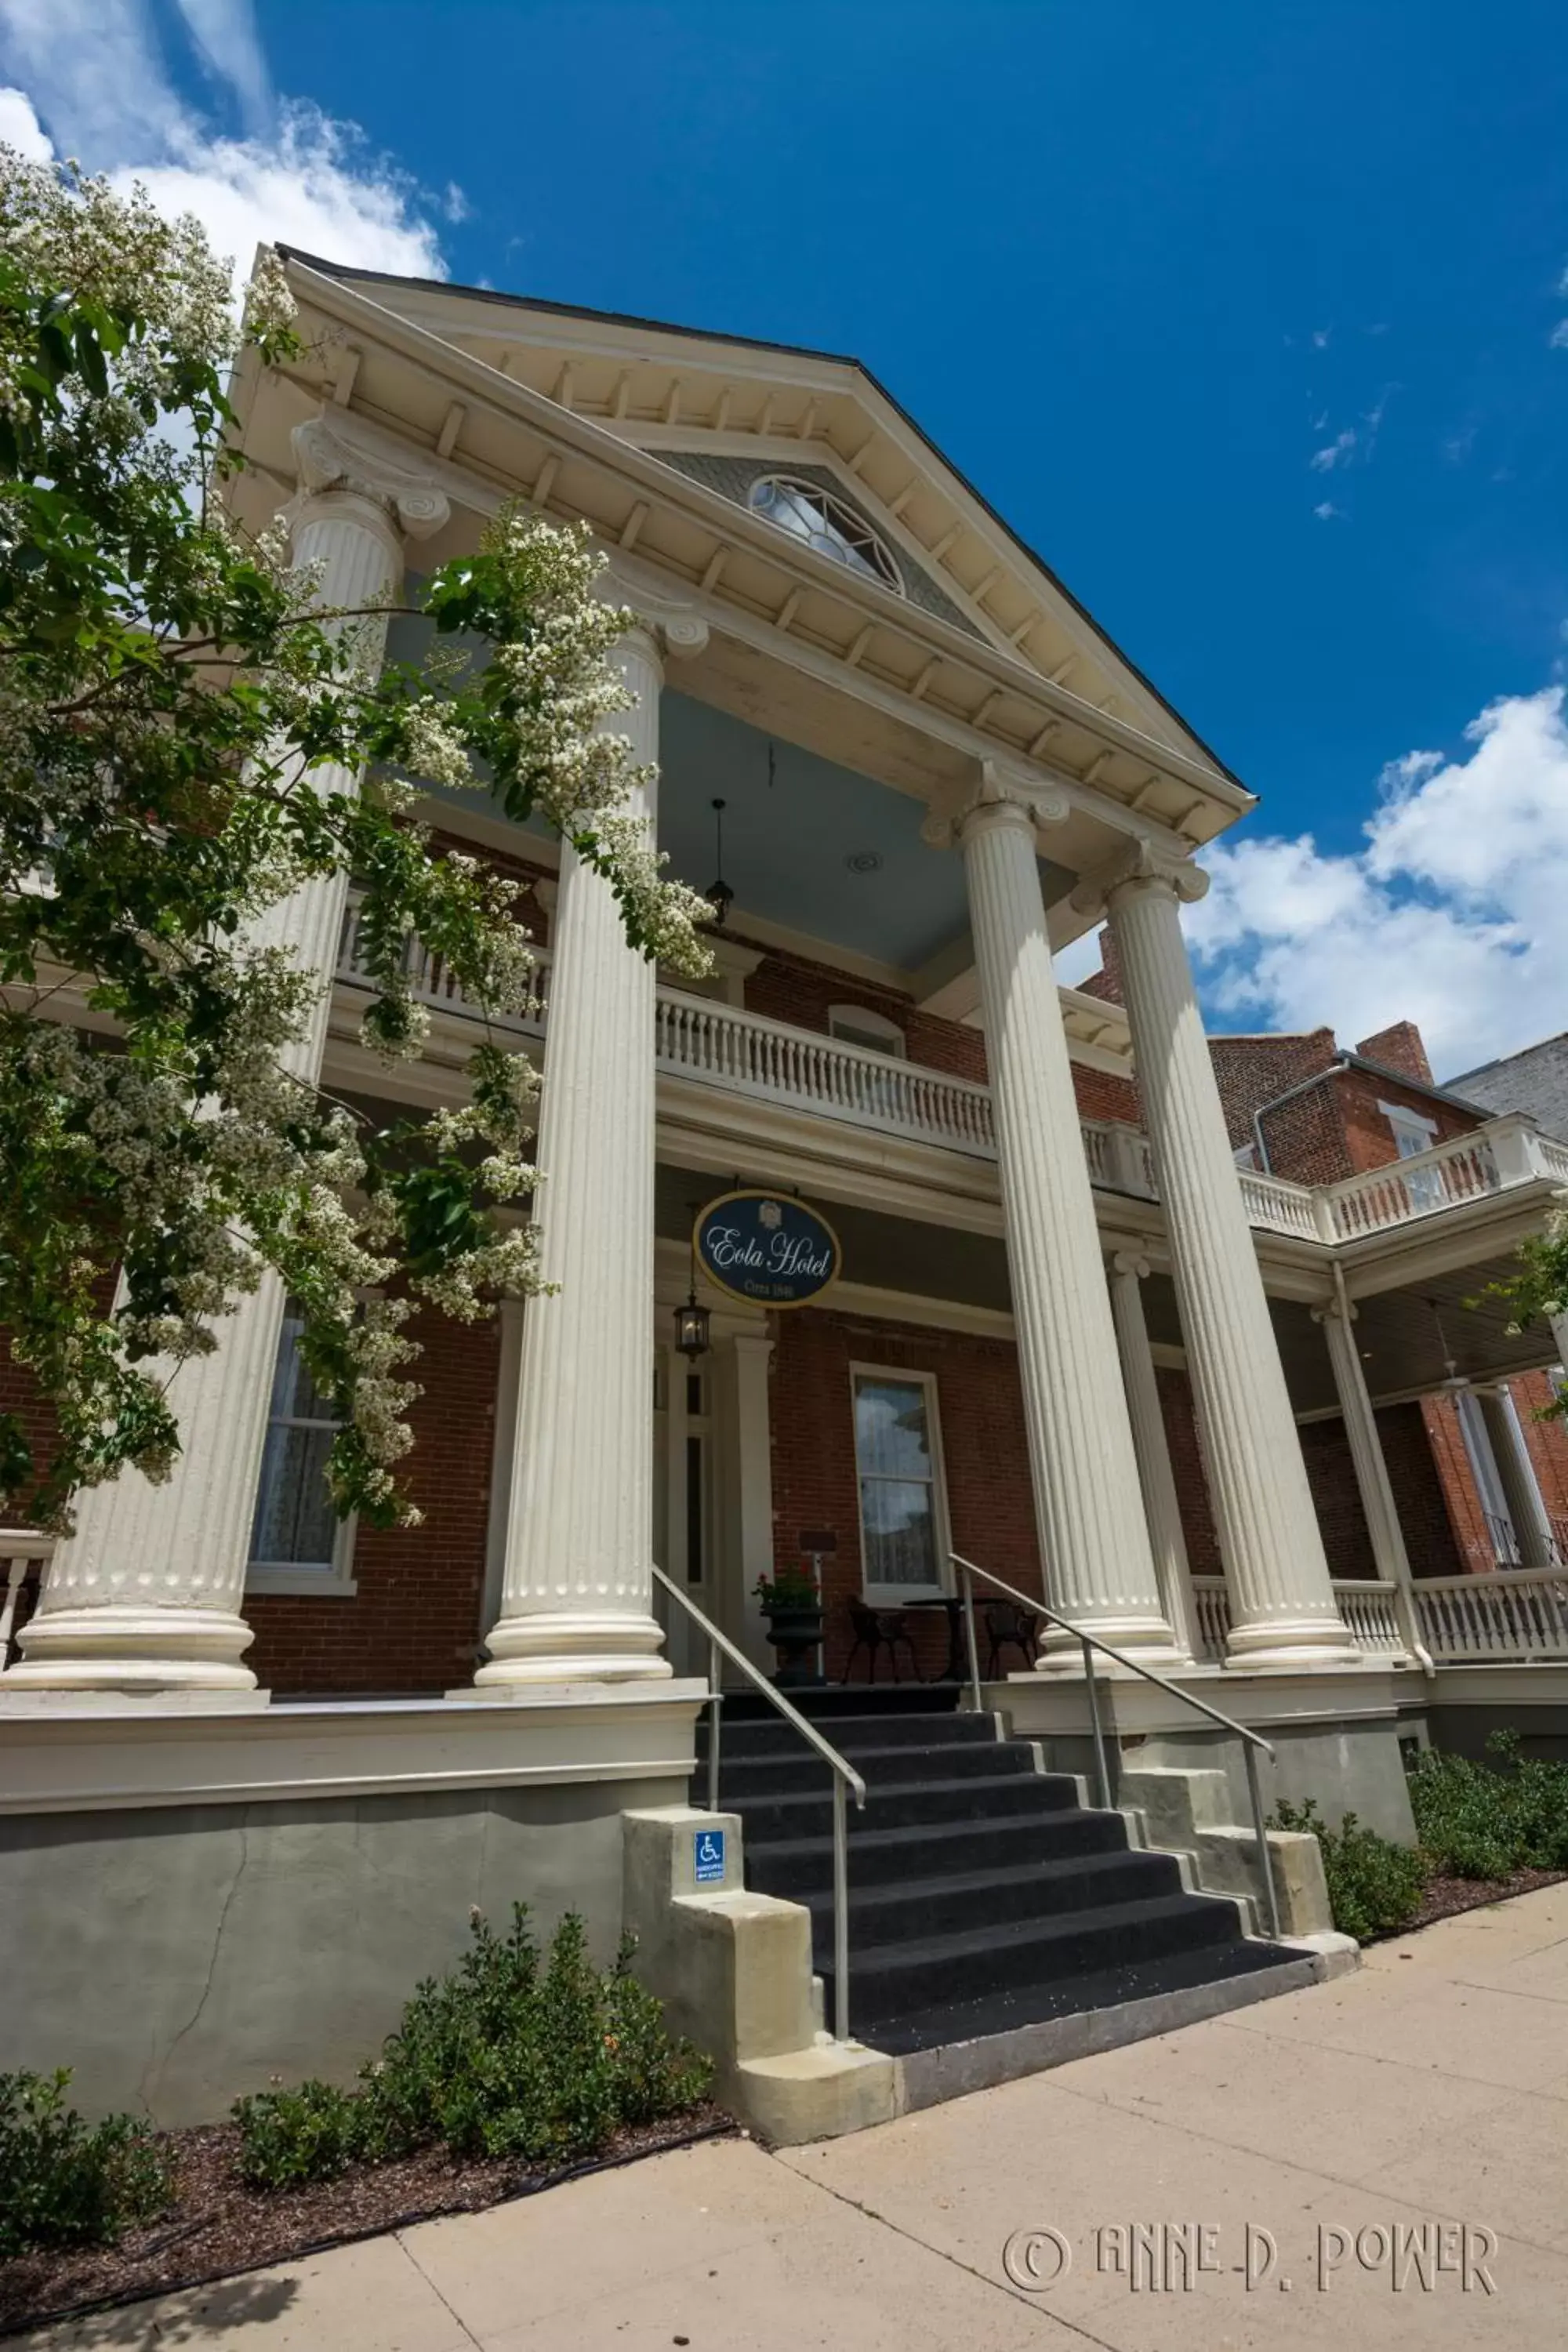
[{"xmin": 746, "ymin": 475, "xmax": 902, "ymax": 591}]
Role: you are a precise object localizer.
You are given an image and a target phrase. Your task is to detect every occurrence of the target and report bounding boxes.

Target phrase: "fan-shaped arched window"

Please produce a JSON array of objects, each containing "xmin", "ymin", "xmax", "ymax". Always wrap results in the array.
[{"xmin": 746, "ymin": 475, "xmax": 902, "ymax": 591}]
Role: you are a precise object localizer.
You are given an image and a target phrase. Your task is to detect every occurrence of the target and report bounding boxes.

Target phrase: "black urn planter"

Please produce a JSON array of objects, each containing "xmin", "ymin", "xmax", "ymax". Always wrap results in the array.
[{"xmin": 760, "ymin": 1603, "xmax": 825, "ymax": 1687}]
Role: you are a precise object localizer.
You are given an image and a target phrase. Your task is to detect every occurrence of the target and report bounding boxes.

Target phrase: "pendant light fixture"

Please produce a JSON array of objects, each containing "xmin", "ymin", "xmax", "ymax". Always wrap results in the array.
[
  {"xmin": 704, "ymin": 797, "xmax": 734, "ymax": 929},
  {"xmin": 673, "ymin": 1224, "xmax": 711, "ymax": 1361}
]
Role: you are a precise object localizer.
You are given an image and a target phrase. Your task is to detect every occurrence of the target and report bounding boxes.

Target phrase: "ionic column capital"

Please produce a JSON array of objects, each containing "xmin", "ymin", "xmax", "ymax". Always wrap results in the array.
[
  {"xmin": 1111, "ymin": 1247, "xmax": 1153, "ymax": 1282},
  {"xmin": 1071, "ymin": 837, "xmax": 1210, "ymax": 922},
  {"xmin": 921, "ymin": 760, "xmax": 1070, "ymax": 851},
  {"xmin": 597, "ymin": 560, "xmax": 710, "ymax": 662},
  {"xmin": 1310, "ymin": 1294, "xmax": 1358, "ymax": 1327},
  {"xmin": 289, "ymin": 416, "xmax": 451, "ymax": 551}
]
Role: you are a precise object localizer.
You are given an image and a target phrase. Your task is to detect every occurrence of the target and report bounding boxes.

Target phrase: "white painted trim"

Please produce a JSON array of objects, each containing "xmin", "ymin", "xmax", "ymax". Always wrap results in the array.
[
  {"xmin": 827, "ymin": 1002, "xmax": 907, "ymax": 1058},
  {"xmin": 848, "ymin": 1360, "xmax": 953, "ymax": 1602},
  {"xmin": 245, "ymin": 1563, "xmax": 359, "ymax": 1600},
  {"xmin": 1377, "ymin": 1099, "xmax": 1439, "ymax": 1138},
  {"xmin": 481, "ymin": 1297, "xmax": 525, "ymax": 1646},
  {"xmin": 0, "ymin": 1683, "xmax": 710, "ymax": 1814}
]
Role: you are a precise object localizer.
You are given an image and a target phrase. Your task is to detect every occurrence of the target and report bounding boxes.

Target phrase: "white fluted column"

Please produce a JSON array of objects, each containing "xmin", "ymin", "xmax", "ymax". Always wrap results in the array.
[
  {"xmin": 477, "ymin": 597, "xmax": 708, "ymax": 1686},
  {"xmin": 931, "ymin": 768, "xmax": 1180, "ymax": 1665},
  {"xmin": 8, "ymin": 419, "xmax": 448, "ymax": 1701},
  {"xmin": 1551, "ymin": 1314, "xmax": 1568, "ymax": 1377},
  {"xmin": 1108, "ymin": 1252, "xmax": 1196, "ymax": 1660},
  {"xmin": 1477, "ymin": 1387, "xmax": 1555, "ymax": 1568},
  {"xmin": 1315, "ymin": 1292, "xmax": 1425, "ymax": 1663},
  {"xmin": 1082, "ymin": 846, "xmax": 1357, "ymax": 1668}
]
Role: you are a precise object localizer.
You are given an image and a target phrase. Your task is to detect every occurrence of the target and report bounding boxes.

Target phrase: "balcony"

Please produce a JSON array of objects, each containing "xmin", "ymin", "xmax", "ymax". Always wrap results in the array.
[
  {"xmin": 1193, "ymin": 1569, "xmax": 1568, "ymax": 1665},
  {"xmin": 334, "ymin": 913, "xmax": 1568, "ymax": 1248}
]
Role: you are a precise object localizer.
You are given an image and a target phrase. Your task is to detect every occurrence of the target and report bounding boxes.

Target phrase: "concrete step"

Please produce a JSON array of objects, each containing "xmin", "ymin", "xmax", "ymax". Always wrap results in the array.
[{"xmin": 747, "ymin": 1805, "xmax": 1133, "ymax": 1896}]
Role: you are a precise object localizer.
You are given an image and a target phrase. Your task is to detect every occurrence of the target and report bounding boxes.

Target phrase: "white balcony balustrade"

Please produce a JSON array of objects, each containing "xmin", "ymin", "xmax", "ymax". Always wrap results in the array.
[
  {"xmin": 1194, "ymin": 1569, "xmax": 1568, "ymax": 1664},
  {"xmin": 1412, "ymin": 1566, "xmax": 1568, "ymax": 1661},
  {"xmin": 335, "ymin": 912, "xmax": 1568, "ymax": 1244}
]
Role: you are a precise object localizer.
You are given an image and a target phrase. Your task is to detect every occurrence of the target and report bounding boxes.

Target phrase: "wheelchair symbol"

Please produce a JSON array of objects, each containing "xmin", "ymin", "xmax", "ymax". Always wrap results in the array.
[{"xmin": 694, "ymin": 1828, "xmax": 726, "ymax": 1883}]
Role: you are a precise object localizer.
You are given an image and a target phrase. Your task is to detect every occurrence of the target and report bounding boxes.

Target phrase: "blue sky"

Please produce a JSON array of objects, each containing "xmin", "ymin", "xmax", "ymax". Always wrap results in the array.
[{"xmin": 4, "ymin": 2, "xmax": 1567, "ymax": 1073}]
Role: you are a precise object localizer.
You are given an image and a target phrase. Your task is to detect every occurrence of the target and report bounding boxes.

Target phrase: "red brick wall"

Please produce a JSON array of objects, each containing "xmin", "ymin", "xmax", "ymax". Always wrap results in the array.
[
  {"xmin": 1515, "ymin": 1370, "xmax": 1568, "ymax": 1538},
  {"xmin": 1298, "ymin": 1416, "xmax": 1378, "ymax": 1579},
  {"xmin": 1356, "ymin": 1022, "xmax": 1433, "ymax": 1085},
  {"xmin": 1157, "ymin": 1367, "xmax": 1221, "ymax": 1573},
  {"xmin": 1209, "ymin": 1031, "xmax": 1338, "ymax": 1158},
  {"xmin": 767, "ymin": 1306, "xmax": 1044, "ymax": 1679},
  {"xmin": 1381, "ymin": 1400, "xmax": 1467, "ymax": 1577},
  {"xmin": 1332, "ymin": 1067, "xmax": 1480, "ymax": 1178},
  {"xmin": 1157, "ymin": 1367, "xmax": 1384, "ymax": 1583},
  {"xmin": 1422, "ymin": 1396, "xmax": 1497, "ymax": 1574},
  {"xmin": 246, "ymin": 1301, "xmax": 499, "ymax": 1696}
]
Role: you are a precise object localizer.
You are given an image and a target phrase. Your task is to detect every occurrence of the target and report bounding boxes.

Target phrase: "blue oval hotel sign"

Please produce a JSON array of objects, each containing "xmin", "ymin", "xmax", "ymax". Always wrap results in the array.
[{"xmin": 694, "ymin": 1189, "xmax": 842, "ymax": 1308}]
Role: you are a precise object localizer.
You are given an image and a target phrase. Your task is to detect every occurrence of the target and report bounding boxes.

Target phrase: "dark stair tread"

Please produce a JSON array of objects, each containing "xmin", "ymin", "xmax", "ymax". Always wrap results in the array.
[
  {"xmin": 821, "ymin": 1888, "xmax": 1240, "ymax": 1984},
  {"xmin": 730, "ymin": 1769, "xmax": 1076, "ymax": 1808},
  {"xmin": 793, "ymin": 1849, "xmax": 1175, "ymax": 1917},
  {"xmin": 713, "ymin": 1741, "xmax": 1038, "ymax": 1789},
  {"xmin": 701, "ymin": 1712, "xmax": 998, "ymax": 1752},
  {"xmin": 719, "ymin": 1682, "xmax": 964, "ymax": 1720},
  {"xmin": 858, "ymin": 1939, "xmax": 1306, "ymax": 2054},
  {"xmin": 742, "ymin": 1810, "xmax": 1116, "ymax": 1871}
]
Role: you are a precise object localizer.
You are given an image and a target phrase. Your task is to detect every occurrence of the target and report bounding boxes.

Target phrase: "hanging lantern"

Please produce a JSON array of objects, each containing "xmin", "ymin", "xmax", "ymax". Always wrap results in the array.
[
  {"xmin": 704, "ymin": 796, "xmax": 734, "ymax": 928},
  {"xmin": 674, "ymin": 1287, "xmax": 711, "ymax": 1361}
]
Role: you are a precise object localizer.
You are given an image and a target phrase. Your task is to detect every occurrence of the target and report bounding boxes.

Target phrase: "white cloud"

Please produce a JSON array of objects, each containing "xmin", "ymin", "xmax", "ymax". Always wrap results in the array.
[
  {"xmin": 1312, "ymin": 499, "xmax": 1343, "ymax": 521},
  {"xmin": 1549, "ymin": 321, "xmax": 1568, "ymax": 350},
  {"xmin": 1309, "ymin": 428, "xmax": 1357, "ymax": 472},
  {"xmin": 0, "ymin": 0, "xmax": 452, "ymax": 281},
  {"xmin": 169, "ymin": 0, "xmax": 270, "ymax": 130},
  {"xmin": 1184, "ymin": 688, "xmax": 1568, "ymax": 1076},
  {"xmin": 0, "ymin": 81, "xmax": 49, "ymax": 158}
]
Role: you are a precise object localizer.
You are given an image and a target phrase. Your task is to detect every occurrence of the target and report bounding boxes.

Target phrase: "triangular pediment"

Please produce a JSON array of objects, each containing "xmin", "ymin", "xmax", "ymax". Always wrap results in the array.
[{"xmin": 286, "ymin": 260, "xmax": 1225, "ymax": 777}]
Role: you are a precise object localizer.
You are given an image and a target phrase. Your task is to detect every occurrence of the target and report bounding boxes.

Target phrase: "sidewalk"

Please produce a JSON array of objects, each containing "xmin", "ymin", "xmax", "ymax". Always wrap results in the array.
[{"xmin": 19, "ymin": 1885, "xmax": 1568, "ymax": 2349}]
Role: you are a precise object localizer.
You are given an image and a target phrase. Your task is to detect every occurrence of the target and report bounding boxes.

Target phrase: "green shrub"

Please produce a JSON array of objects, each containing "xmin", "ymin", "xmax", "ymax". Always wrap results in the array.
[
  {"xmin": 1272, "ymin": 1798, "xmax": 1424, "ymax": 1944},
  {"xmin": 0, "ymin": 2070, "xmax": 170, "ymax": 2259},
  {"xmin": 230, "ymin": 2079, "xmax": 376, "ymax": 2192},
  {"xmin": 233, "ymin": 1907, "xmax": 712, "ymax": 2191},
  {"xmin": 1407, "ymin": 1732, "xmax": 1568, "ymax": 1879}
]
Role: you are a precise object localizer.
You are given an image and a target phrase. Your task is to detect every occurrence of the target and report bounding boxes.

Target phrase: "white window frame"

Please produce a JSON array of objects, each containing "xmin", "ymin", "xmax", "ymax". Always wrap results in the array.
[
  {"xmin": 828, "ymin": 1003, "xmax": 906, "ymax": 1058},
  {"xmin": 1379, "ymin": 1101, "xmax": 1444, "ymax": 1210},
  {"xmin": 245, "ymin": 1307, "xmax": 358, "ymax": 1598},
  {"xmin": 1379, "ymin": 1100, "xmax": 1439, "ymax": 1158},
  {"xmin": 849, "ymin": 1362, "xmax": 952, "ymax": 1602}
]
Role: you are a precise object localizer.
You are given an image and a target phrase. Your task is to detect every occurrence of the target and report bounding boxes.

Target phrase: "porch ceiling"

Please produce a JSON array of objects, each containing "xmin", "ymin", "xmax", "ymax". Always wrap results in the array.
[{"xmin": 659, "ymin": 692, "xmax": 1074, "ymax": 976}]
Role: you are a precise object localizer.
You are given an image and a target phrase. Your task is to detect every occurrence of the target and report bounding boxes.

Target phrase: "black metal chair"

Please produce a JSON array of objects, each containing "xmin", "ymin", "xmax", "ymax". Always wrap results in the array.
[
  {"xmin": 841, "ymin": 1594, "xmax": 919, "ymax": 1684},
  {"xmin": 982, "ymin": 1596, "xmax": 1039, "ymax": 1677}
]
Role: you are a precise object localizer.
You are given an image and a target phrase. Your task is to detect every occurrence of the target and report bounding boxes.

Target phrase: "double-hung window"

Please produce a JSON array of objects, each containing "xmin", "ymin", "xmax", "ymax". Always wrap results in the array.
[
  {"xmin": 1380, "ymin": 1101, "xmax": 1444, "ymax": 1210},
  {"xmin": 851, "ymin": 1367, "xmax": 948, "ymax": 1599},
  {"xmin": 245, "ymin": 1303, "xmax": 356, "ymax": 1595}
]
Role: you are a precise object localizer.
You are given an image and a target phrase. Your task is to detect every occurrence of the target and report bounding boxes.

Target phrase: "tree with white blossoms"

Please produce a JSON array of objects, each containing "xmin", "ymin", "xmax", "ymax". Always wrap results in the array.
[
  {"xmin": 0, "ymin": 148, "xmax": 711, "ymax": 1533},
  {"xmin": 1494, "ymin": 1216, "xmax": 1568, "ymax": 1423}
]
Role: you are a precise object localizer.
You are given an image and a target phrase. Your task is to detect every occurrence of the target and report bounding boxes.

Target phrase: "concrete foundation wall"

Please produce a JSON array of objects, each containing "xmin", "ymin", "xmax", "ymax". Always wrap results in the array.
[
  {"xmin": 0, "ymin": 1773, "xmax": 684, "ymax": 2128},
  {"xmin": 1424, "ymin": 1700, "xmax": 1568, "ymax": 1763}
]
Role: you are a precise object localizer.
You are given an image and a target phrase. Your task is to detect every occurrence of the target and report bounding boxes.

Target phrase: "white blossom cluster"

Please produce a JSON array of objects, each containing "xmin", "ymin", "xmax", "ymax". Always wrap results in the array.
[{"xmin": 1, "ymin": 154, "xmax": 721, "ymax": 1534}]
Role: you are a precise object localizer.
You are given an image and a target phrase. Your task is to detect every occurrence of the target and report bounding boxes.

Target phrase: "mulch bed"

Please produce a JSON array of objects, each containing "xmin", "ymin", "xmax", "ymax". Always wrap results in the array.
[
  {"xmin": 0, "ymin": 2103, "xmax": 738, "ymax": 2340},
  {"xmin": 1398, "ymin": 1864, "xmax": 1567, "ymax": 1934}
]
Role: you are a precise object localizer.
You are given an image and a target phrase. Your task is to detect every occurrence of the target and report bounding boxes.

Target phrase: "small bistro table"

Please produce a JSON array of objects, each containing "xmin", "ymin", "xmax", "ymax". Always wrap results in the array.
[{"xmin": 902, "ymin": 1593, "xmax": 971, "ymax": 1684}]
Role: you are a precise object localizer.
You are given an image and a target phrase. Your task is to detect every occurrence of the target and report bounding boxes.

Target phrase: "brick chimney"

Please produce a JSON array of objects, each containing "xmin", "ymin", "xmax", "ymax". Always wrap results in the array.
[
  {"xmin": 1356, "ymin": 1020, "xmax": 1433, "ymax": 1086},
  {"xmin": 1075, "ymin": 926, "xmax": 1123, "ymax": 1005}
]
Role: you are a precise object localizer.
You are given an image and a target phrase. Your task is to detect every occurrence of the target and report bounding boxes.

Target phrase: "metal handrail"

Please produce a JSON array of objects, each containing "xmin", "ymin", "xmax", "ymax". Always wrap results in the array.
[
  {"xmin": 949, "ymin": 1552, "xmax": 1283, "ymax": 1941},
  {"xmin": 651, "ymin": 1564, "xmax": 867, "ymax": 2042}
]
